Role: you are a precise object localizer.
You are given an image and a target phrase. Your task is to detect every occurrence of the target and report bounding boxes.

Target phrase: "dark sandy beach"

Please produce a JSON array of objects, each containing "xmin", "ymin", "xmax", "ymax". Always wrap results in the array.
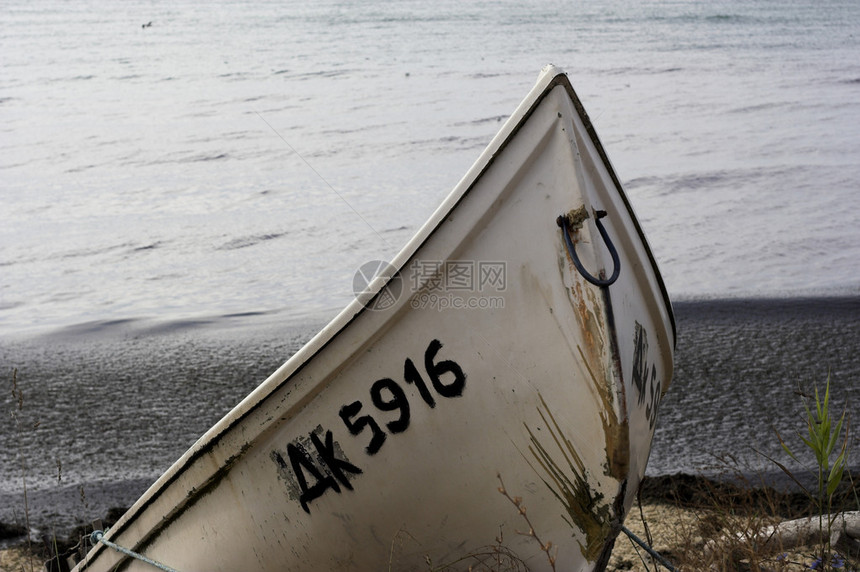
[{"xmin": 650, "ymin": 296, "xmax": 860, "ymax": 485}]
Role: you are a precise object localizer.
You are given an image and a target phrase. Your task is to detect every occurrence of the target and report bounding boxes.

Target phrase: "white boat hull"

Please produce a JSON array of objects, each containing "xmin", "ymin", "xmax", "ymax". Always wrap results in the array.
[{"xmin": 74, "ymin": 65, "xmax": 674, "ymax": 572}]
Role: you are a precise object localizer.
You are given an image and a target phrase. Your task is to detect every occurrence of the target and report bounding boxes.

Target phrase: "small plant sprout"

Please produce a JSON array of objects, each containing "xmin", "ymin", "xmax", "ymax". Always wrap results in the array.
[{"xmin": 776, "ymin": 373, "xmax": 851, "ymax": 571}]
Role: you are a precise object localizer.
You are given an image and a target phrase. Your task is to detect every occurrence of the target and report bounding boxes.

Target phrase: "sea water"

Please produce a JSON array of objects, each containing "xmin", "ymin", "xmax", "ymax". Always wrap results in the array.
[
  {"xmin": 1, "ymin": 0, "xmax": 860, "ymax": 533},
  {"xmin": 3, "ymin": 0, "xmax": 859, "ymax": 337}
]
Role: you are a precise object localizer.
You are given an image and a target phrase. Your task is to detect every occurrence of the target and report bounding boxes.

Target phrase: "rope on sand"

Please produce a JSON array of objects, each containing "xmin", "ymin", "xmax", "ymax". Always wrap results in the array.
[
  {"xmin": 87, "ymin": 523, "xmax": 682, "ymax": 572},
  {"xmin": 621, "ymin": 525, "xmax": 680, "ymax": 571},
  {"xmin": 90, "ymin": 530, "xmax": 179, "ymax": 572}
]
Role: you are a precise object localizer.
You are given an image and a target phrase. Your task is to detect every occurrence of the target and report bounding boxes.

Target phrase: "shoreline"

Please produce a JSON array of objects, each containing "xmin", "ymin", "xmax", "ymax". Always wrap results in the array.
[
  {"xmin": 2, "ymin": 472, "xmax": 856, "ymax": 571},
  {"xmin": 2, "ymin": 293, "xmax": 859, "ymax": 345},
  {"xmin": 0, "ymin": 469, "xmax": 824, "ymax": 548}
]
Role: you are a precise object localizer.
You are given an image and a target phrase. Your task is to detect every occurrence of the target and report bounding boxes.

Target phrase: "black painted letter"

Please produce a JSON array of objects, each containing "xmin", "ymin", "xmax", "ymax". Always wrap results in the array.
[
  {"xmin": 286, "ymin": 442, "xmax": 338, "ymax": 514},
  {"xmin": 310, "ymin": 429, "xmax": 362, "ymax": 490}
]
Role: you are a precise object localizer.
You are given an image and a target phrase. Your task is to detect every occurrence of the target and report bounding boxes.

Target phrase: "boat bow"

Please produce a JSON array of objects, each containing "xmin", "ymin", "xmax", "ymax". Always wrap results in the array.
[{"xmin": 74, "ymin": 65, "xmax": 674, "ymax": 572}]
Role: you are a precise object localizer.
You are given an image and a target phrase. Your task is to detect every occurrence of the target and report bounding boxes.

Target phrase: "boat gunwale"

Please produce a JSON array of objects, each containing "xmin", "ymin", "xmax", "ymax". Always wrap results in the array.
[{"xmin": 77, "ymin": 65, "xmax": 675, "ymax": 569}]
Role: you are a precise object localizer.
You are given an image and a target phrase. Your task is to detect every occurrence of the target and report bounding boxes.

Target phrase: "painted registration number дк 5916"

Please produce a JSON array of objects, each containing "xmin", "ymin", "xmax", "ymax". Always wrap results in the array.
[{"xmin": 270, "ymin": 338, "xmax": 467, "ymax": 514}]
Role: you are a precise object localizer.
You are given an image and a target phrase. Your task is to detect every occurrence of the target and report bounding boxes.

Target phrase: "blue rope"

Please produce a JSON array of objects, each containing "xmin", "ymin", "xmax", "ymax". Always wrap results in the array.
[
  {"xmin": 621, "ymin": 525, "xmax": 680, "ymax": 572},
  {"xmin": 90, "ymin": 530, "xmax": 180, "ymax": 572}
]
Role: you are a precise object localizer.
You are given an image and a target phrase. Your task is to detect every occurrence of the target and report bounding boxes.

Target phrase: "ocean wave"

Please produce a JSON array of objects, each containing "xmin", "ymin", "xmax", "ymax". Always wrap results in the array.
[
  {"xmin": 318, "ymin": 122, "xmax": 398, "ymax": 136},
  {"xmin": 727, "ymin": 101, "xmax": 789, "ymax": 114},
  {"xmin": 64, "ymin": 163, "xmax": 98, "ymax": 173},
  {"xmin": 289, "ymin": 69, "xmax": 356, "ymax": 81},
  {"xmin": 218, "ymin": 72, "xmax": 250, "ymax": 80},
  {"xmin": 630, "ymin": 165, "xmax": 813, "ymax": 199},
  {"xmin": 704, "ymin": 14, "xmax": 746, "ymax": 23},
  {"xmin": 130, "ymin": 242, "xmax": 162, "ymax": 253},
  {"xmin": 453, "ymin": 115, "xmax": 507, "ymax": 127},
  {"xmin": 157, "ymin": 152, "xmax": 231, "ymax": 164},
  {"xmin": 217, "ymin": 232, "xmax": 287, "ymax": 251},
  {"xmin": 50, "ymin": 242, "xmax": 135, "ymax": 262},
  {"xmin": 50, "ymin": 317, "xmax": 140, "ymax": 338}
]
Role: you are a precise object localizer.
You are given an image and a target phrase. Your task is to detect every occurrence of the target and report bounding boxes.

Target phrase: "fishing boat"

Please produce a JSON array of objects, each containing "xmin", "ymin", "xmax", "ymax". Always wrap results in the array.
[{"xmin": 74, "ymin": 65, "xmax": 675, "ymax": 572}]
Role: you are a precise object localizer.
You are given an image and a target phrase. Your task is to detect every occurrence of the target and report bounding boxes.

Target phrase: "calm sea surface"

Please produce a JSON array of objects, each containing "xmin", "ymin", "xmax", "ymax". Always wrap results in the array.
[{"xmin": 2, "ymin": 0, "xmax": 859, "ymax": 534}]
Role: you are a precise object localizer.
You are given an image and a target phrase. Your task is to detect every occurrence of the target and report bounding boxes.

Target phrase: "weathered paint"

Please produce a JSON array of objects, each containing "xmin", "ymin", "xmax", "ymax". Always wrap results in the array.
[
  {"xmin": 563, "ymin": 275, "xmax": 629, "ymax": 482},
  {"xmin": 525, "ymin": 393, "xmax": 615, "ymax": 562}
]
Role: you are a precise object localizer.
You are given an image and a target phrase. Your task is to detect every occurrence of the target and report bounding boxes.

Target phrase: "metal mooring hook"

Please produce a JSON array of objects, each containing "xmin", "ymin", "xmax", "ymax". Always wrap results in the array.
[{"xmin": 556, "ymin": 209, "xmax": 621, "ymax": 287}]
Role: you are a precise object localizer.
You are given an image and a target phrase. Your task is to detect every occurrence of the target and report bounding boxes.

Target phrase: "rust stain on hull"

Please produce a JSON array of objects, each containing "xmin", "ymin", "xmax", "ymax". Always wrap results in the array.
[
  {"xmin": 523, "ymin": 226, "xmax": 634, "ymax": 563},
  {"xmin": 566, "ymin": 278, "xmax": 629, "ymax": 481}
]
